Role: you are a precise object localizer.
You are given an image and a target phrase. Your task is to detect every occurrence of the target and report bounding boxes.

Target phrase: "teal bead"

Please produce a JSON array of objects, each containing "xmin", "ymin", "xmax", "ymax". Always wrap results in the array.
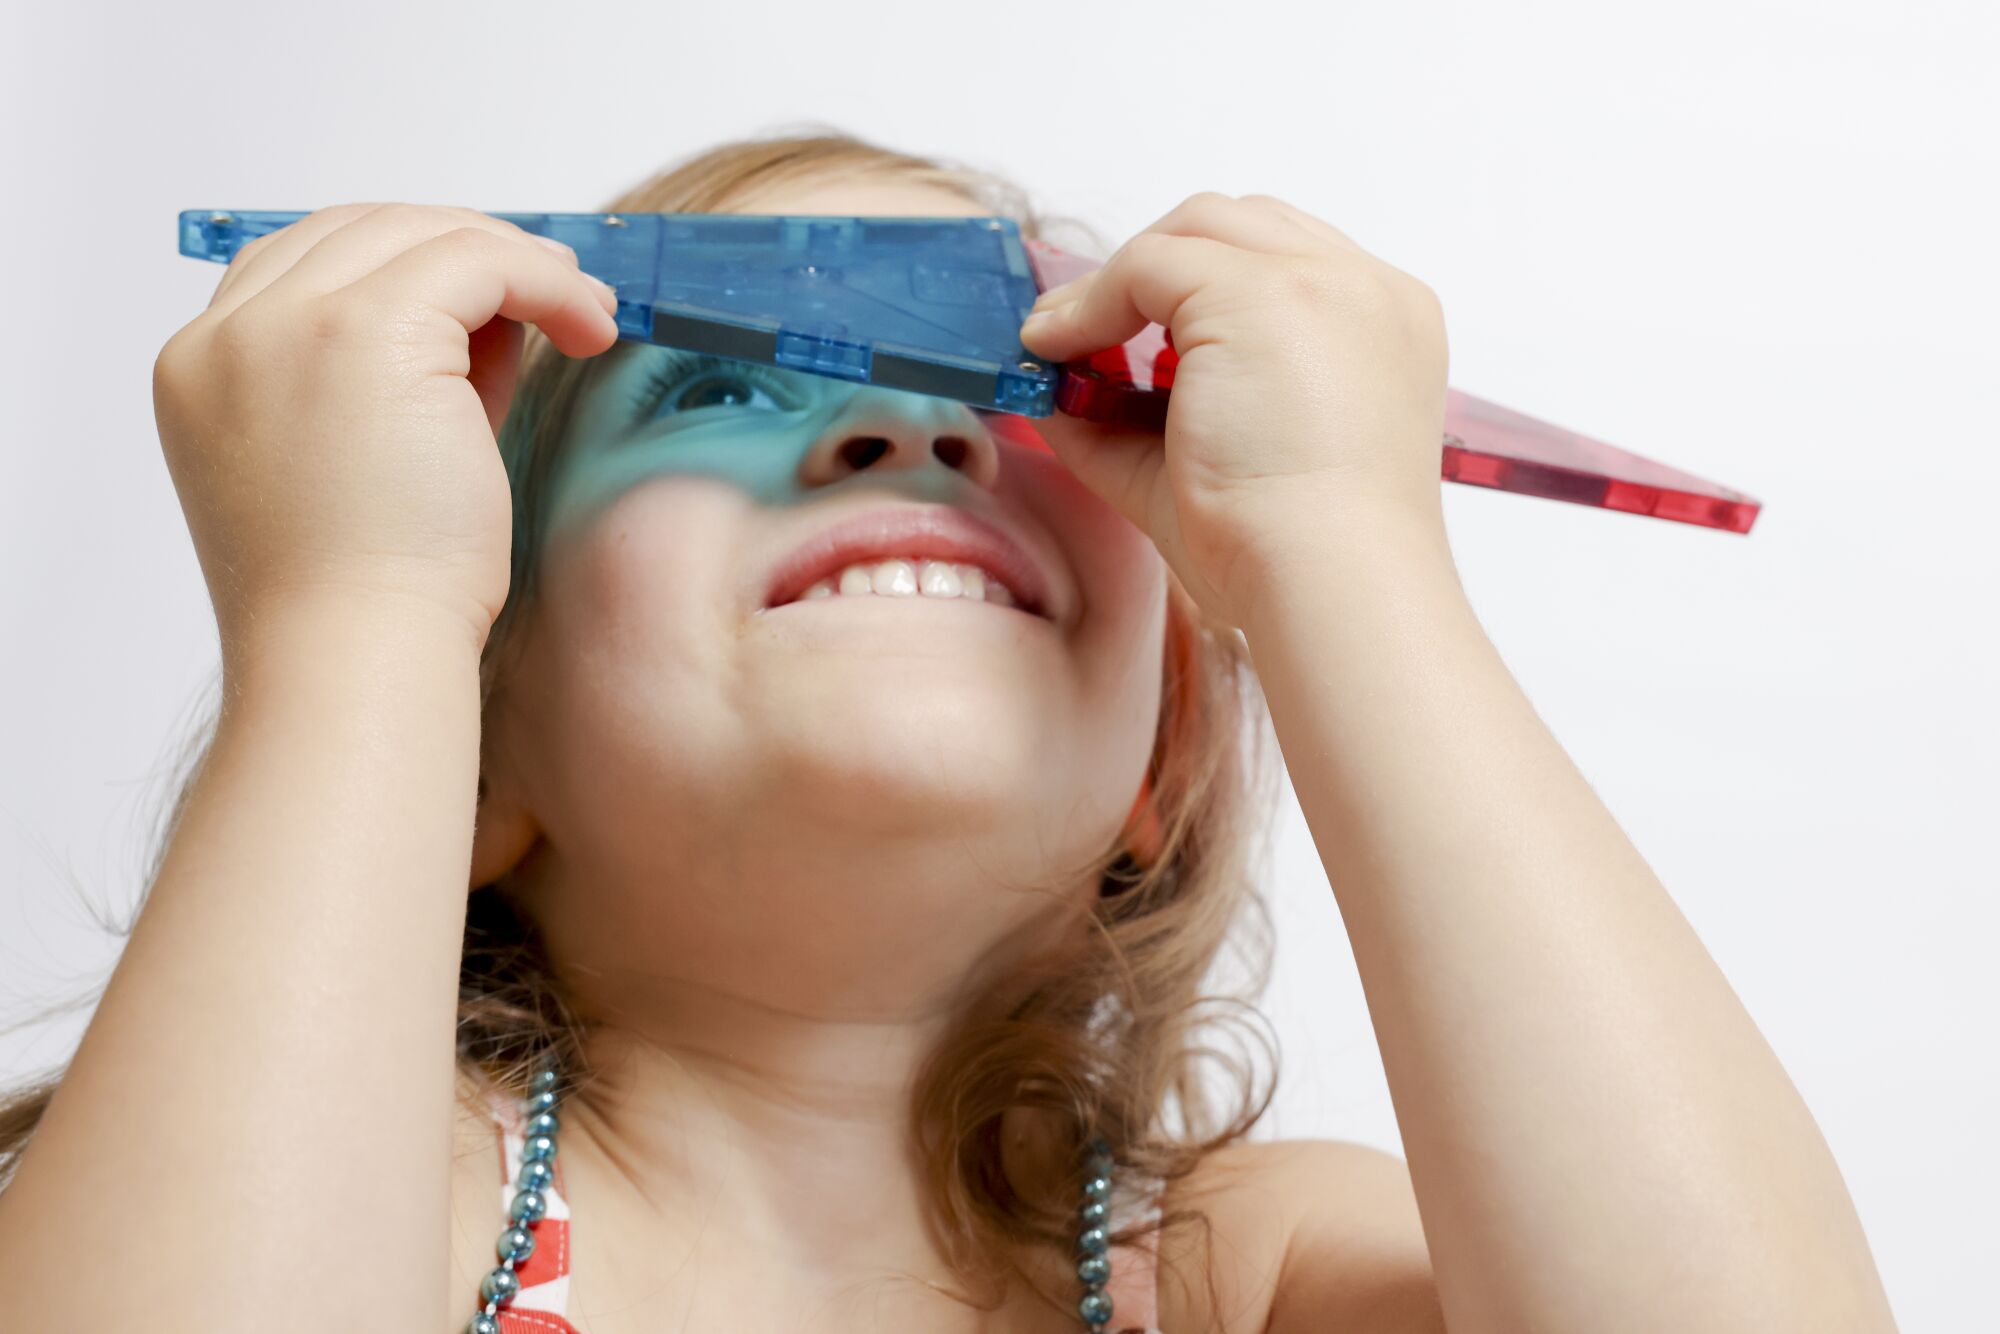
[
  {"xmin": 525, "ymin": 1089, "xmax": 559, "ymax": 1116},
  {"xmin": 526, "ymin": 1110, "xmax": 560, "ymax": 1137},
  {"xmin": 1076, "ymin": 1224, "xmax": 1109, "ymax": 1256},
  {"xmin": 498, "ymin": 1224, "xmax": 536, "ymax": 1263},
  {"xmin": 521, "ymin": 1133, "xmax": 557, "ymax": 1162},
  {"xmin": 1079, "ymin": 1288, "xmax": 1114, "ymax": 1325},
  {"xmin": 532, "ymin": 1068, "xmax": 559, "ymax": 1094},
  {"xmin": 1082, "ymin": 1172, "xmax": 1111, "ymax": 1200},
  {"xmin": 465, "ymin": 1314, "xmax": 500, "ymax": 1334},
  {"xmin": 509, "ymin": 1187, "xmax": 548, "ymax": 1224},
  {"xmin": 480, "ymin": 1265, "xmax": 521, "ymax": 1305},
  {"xmin": 1077, "ymin": 1253, "xmax": 1111, "ymax": 1285},
  {"xmin": 1079, "ymin": 1198, "xmax": 1109, "ymax": 1226},
  {"xmin": 519, "ymin": 1158, "xmax": 555, "ymax": 1192}
]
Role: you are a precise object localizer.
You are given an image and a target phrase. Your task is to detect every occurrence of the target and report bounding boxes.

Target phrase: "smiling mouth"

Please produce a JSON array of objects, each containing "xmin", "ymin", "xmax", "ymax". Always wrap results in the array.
[{"xmin": 760, "ymin": 557, "xmax": 1047, "ymax": 618}]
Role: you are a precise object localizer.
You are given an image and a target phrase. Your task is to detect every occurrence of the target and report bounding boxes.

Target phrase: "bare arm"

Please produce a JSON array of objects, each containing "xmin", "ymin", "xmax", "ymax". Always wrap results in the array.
[
  {"xmin": 0, "ymin": 600, "xmax": 482, "ymax": 1333},
  {"xmin": 1240, "ymin": 513, "xmax": 1898, "ymax": 1334}
]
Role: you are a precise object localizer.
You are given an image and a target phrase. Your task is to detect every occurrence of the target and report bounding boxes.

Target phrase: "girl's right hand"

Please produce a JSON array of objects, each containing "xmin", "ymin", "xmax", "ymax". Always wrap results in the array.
[{"xmin": 151, "ymin": 202, "xmax": 621, "ymax": 660}]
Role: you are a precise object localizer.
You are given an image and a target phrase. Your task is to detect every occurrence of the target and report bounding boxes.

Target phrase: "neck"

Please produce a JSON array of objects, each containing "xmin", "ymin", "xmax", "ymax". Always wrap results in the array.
[
  {"xmin": 492, "ymin": 825, "xmax": 1106, "ymax": 1317},
  {"xmin": 542, "ymin": 978, "xmax": 1086, "ymax": 1297}
]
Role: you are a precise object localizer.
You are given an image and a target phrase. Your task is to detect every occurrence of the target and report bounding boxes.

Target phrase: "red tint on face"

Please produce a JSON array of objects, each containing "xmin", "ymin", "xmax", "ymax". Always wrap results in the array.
[{"xmin": 979, "ymin": 410, "xmax": 1055, "ymax": 455}]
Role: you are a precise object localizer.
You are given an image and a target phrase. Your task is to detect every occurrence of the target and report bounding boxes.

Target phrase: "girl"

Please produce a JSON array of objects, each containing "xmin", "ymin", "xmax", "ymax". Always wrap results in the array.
[{"xmin": 0, "ymin": 132, "xmax": 1895, "ymax": 1333}]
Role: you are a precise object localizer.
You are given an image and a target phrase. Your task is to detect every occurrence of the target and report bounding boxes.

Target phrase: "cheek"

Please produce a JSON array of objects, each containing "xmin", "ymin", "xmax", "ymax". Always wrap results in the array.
[
  {"xmin": 516, "ymin": 488, "xmax": 754, "ymax": 834},
  {"xmin": 532, "ymin": 483, "xmax": 746, "ymax": 732}
]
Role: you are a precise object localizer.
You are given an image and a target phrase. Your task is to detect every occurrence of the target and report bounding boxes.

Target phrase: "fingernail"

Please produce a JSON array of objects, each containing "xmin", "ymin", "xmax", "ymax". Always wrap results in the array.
[
  {"xmin": 1022, "ymin": 308, "xmax": 1060, "ymax": 334},
  {"xmin": 1032, "ymin": 277, "xmax": 1084, "ymax": 310},
  {"xmin": 580, "ymin": 271, "xmax": 618, "ymax": 317}
]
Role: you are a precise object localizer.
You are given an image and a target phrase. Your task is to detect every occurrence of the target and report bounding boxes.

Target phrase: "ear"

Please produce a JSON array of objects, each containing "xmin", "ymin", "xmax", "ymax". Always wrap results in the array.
[{"xmin": 469, "ymin": 771, "xmax": 542, "ymax": 891}]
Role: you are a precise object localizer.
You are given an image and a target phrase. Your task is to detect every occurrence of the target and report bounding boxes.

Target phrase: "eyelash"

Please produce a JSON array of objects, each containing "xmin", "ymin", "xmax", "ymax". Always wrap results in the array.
[{"xmin": 631, "ymin": 351, "xmax": 801, "ymax": 420}]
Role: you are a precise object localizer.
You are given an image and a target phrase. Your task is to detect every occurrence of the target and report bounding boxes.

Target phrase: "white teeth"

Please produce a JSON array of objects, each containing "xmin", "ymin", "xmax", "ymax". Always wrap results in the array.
[
  {"xmin": 791, "ymin": 559, "xmax": 1025, "ymax": 609},
  {"xmin": 871, "ymin": 560, "xmax": 919, "ymax": 597},
  {"xmin": 918, "ymin": 560, "xmax": 962, "ymax": 598}
]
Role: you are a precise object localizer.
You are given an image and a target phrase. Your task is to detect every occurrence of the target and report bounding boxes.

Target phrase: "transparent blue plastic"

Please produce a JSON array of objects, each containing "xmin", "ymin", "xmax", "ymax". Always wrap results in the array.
[{"xmin": 177, "ymin": 209, "xmax": 1058, "ymax": 416}]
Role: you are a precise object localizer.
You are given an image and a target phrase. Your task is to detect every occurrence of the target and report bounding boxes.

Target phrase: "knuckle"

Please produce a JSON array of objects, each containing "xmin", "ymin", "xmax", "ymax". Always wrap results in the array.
[
  {"xmin": 226, "ymin": 233, "xmax": 271, "ymax": 269},
  {"xmin": 1172, "ymin": 190, "xmax": 1237, "ymax": 226},
  {"xmin": 1277, "ymin": 255, "xmax": 1362, "ymax": 305},
  {"xmin": 333, "ymin": 201, "xmax": 430, "ymax": 242},
  {"xmin": 1406, "ymin": 275, "xmax": 1446, "ymax": 322},
  {"xmin": 312, "ymin": 201, "xmax": 383, "ymax": 221},
  {"xmin": 209, "ymin": 303, "xmax": 277, "ymax": 360},
  {"xmin": 153, "ymin": 323, "xmax": 198, "ymax": 389},
  {"xmin": 295, "ymin": 201, "xmax": 387, "ymax": 236},
  {"xmin": 429, "ymin": 204, "xmax": 504, "ymax": 237},
  {"xmin": 1236, "ymin": 191, "xmax": 1293, "ymax": 213},
  {"xmin": 300, "ymin": 290, "xmax": 387, "ymax": 345},
  {"xmin": 438, "ymin": 222, "xmax": 505, "ymax": 254},
  {"xmin": 206, "ymin": 302, "xmax": 255, "ymax": 347},
  {"xmin": 1273, "ymin": 257, "xmax": 1430, "ymax": 332}
]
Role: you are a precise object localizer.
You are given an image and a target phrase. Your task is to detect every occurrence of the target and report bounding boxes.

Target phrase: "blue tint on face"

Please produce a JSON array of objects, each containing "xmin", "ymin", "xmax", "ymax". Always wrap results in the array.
[{"xmin": 542, "ymin": 342, "xmax": 1001, "ymax": 540}]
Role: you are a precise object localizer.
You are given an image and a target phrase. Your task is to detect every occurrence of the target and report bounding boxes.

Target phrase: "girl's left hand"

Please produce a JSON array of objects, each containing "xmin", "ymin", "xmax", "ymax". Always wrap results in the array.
[{"xmin": 1019, "ymin": 192, "xmax": 1452, "ymax": 632}]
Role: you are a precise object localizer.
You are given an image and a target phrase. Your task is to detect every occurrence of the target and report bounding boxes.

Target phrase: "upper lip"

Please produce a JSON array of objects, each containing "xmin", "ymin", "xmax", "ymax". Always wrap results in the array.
[{"xmin": 757, "ymin": 503, "xmax": 1061, "ymax": 620}]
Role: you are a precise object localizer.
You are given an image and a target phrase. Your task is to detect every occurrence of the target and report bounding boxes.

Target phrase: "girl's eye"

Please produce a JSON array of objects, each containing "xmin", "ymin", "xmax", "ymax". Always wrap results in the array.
[
  {"xmin": 669, "ymin": 374, "xmax": 784, "ymax": 414},
  {"xmin": 629, "ymin": 352, "xmax": 802, "ymax": 424}
]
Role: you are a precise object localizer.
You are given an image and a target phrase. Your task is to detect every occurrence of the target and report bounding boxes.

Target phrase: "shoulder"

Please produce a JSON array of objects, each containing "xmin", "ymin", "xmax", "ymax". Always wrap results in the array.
[{"xmin": 1156, "ymin": 1138, "xmax": 1445, "ymax": 1334}]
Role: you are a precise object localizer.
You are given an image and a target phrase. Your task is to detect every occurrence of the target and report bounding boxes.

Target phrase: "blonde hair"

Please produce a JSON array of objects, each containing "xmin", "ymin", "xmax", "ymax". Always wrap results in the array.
[{"xmin": 2, "ymin": 124, "xmax": 1285, "ymax": 1323}]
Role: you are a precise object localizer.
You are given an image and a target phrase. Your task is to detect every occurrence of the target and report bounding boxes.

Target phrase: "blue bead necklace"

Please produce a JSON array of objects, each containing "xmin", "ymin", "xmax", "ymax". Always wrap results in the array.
[{"xmin": 466, "ymin": 1062, "xmax": 1127, "ymax": 1333}]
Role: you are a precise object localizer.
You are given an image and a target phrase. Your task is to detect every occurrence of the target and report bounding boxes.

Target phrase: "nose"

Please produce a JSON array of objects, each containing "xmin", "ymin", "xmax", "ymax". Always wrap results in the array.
[{"xmin": 793, "ymin": 387, "xmax": 1003, "ymax": 491}]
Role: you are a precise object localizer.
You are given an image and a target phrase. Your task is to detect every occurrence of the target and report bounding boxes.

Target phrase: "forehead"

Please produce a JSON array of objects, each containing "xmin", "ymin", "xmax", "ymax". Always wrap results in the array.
[{"xmin": 723, "ymin": 172, "xmax": 992, "ymax": 219}]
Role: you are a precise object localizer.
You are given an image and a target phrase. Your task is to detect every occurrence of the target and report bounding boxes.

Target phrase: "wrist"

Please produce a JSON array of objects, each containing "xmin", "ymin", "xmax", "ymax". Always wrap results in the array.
[
  {"xmin": 218, "ymin": 588, "xmax": 488, "ymax": 715},
  {"xmin": 1232, "ymin": 498, "xmax": 1465, "ymax": 644}
]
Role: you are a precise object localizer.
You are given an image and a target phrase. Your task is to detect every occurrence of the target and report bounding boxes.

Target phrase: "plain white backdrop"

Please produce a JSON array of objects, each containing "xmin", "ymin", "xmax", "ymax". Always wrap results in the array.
[{"xmin": 2, "ymin": 1, "xmax": 1993, "ymax": 1327}]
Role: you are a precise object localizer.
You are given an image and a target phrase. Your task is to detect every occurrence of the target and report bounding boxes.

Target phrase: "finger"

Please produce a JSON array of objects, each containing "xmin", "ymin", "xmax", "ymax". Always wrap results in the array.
[
  {"xmin": 1029, "ymin": 193, "xmax": 1327, "ymax": 318},
  {"xmin": 331, "ymin": 225, "xmax": 617, "ymax": 359},
  {"xmin": 1021, "ymin": 193, "xmax": 1323, "ymax": 359},
  {"xmin": 1019, "ymin": 231, "xmax": 1240, "ymax": 364},
  {"xmin": 1030, "ymin": 272, "xmax": 1091, "ymax": 313},
  {"xmin": 256, "ymin": 204, "xmax": 587, "ymax": 303},
  {"xmin": 209, "ymin": 202, "xmax": 389, "ymax": 309}
]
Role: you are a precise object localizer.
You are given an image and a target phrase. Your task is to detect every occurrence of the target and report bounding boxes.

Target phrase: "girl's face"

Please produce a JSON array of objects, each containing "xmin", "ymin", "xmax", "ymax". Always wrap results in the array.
[{"xmin": 475, "ymin": 177, "xmax": 1167, "ymax": 1014}]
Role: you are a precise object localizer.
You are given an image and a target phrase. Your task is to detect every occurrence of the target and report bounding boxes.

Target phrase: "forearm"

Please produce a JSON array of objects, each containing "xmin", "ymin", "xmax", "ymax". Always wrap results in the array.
[
  {"xmin": 0, "ymin": 599, "xmax": 482, "ymax": 1332},
  {"xmin": 1239, "ymin": 512, "xmax": 1896, "ymax": 1334}
]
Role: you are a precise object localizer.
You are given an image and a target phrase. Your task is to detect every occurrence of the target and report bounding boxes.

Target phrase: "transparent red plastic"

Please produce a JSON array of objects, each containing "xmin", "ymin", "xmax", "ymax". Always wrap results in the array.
[{"xmin": 1025, "ymin": 238, "xmax": 1761, "ymax": 534}]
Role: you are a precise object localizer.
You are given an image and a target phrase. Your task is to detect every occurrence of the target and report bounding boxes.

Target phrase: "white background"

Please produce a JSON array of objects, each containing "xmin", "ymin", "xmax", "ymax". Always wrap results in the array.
[{"xmin": 3, "ymin": 2, "xmax": 1994, "ymax": 1328}]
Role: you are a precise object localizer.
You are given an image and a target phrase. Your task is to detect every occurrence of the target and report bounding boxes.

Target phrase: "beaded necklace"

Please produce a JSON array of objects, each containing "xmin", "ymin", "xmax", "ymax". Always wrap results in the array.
[{"xmin": 466, "ymin": 1063, "xmax": 1130, "ymax": 1333}]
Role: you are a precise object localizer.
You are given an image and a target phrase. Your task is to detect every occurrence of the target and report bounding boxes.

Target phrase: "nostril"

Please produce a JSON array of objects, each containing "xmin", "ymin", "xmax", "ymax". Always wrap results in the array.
[
  {"xmin": 934, "ymin": 436, "xmax": 970, "ymax": 469},
  {"xmin": 836, "ymin": 437, "xmax": 891, "ymax": 469}
]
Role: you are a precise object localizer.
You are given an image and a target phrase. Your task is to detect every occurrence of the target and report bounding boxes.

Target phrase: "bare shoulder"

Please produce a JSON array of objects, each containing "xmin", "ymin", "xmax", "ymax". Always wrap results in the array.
[{"xmin": 1156, "ymin": 1138, "xmax": 1444, "ymax": 1334}]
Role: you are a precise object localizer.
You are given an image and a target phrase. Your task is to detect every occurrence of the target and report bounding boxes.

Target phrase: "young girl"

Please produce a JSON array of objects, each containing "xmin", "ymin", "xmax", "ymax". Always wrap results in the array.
[{"xmin": 0, "ymin": 133, "xmax": 1895, "ymax": 1333}]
